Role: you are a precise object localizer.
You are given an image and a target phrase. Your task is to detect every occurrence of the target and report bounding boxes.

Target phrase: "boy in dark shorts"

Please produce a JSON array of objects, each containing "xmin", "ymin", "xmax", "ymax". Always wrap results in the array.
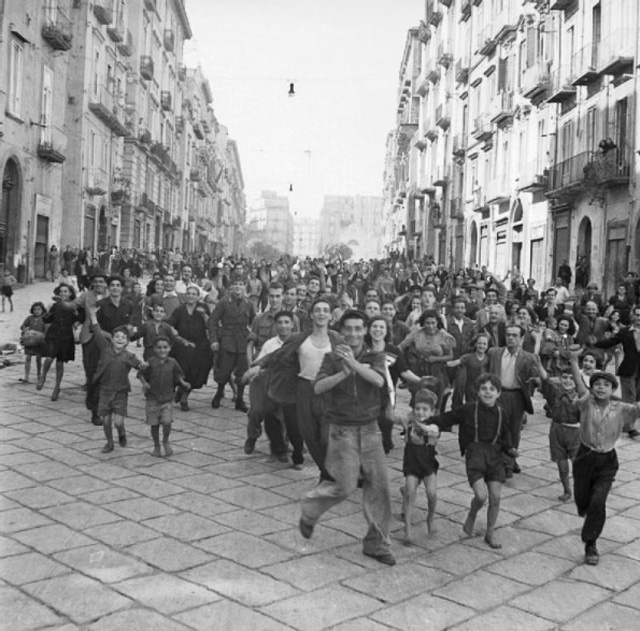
[
  {"xmin": 138, "ymin": 336, "xmax": 191, "ymax": 457},
  {"xmin": 88, "ymin": 305, "xmax": 146, "ymax": 453},
  {"xmin": 432, "ymin": 373, "xmax": 516, "ymax": 549},
  {"xmin": 401, "ymin": 388, "xmax": 440, "ymax": 545},
  {"xmin": 536, "ymin": 356, "xmax": 581, "ymax": 502},
  {"xmin": 569, "ymin": 349, "xmax": 640, "ymax": 565}
]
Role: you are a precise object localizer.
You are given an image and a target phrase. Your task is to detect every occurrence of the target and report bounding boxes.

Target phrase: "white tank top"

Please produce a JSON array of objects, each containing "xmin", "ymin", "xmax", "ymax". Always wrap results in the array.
[{"xmin": 298, "ymin": 336, "xmax": 332, "ymax": 380}]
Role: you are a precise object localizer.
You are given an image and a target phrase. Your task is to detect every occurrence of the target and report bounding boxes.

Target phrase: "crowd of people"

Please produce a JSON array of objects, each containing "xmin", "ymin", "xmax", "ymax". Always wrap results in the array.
[{"xmin": 14, "ymin": 250, "xmax": 640, "ymax": 567}]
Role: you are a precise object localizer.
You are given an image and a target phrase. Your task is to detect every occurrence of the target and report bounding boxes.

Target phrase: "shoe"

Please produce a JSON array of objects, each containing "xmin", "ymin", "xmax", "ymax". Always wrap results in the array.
[
  {"xmin": 299, "ymin": 518, "xmax": 314, "ymax": 539},
  {"xmin": 244, "ymin": 438, "xmax": 256, "ymax": 455},
  {"xmin": 174, "ymin": 389, "xmax": 182, "ymax": 403},
  {"xmin": 585, "ymin": 542, "xmax": 600, "ymax": 565},
  {"xmin": 363, "ymin": 550, "xmax": 396, "ymax": 566},
  {"xmin": 180, "ymin": 400, "xmax": 189, "ymax": 412},
  {"xmin": 505, "ymin": 471, "xmax": 514, "ymax": 480},
  {"xmin": 628, "ymin": 429, "xmax": 640, "ymax": 439},
  {"xmin": 211, "ymin": 393, "xmax": 223, "ymax": 409},
  {"xmin": 163, "ymin": 442, "xmax": 173, "ymax": 457},
  {"xmin": 117, "ymin": 429, "xmax": 127, "ymax": 447},
  {"xmin": 277, "ymin": 453, "xmax": 289, "ymax": 463},
  {"xmin": 513, "ymin": 463, "xmax": 522, "ymax": 474},
  {"xmin": 91, "ymin": 414, "xmax": 102, "ymax": 426},
  {"xmin": 101, "ymin": 442, "xmax": 114, "ymax": 453},
  {"xmin": 558, "ymin": 491, "xmax": 572, "ymax": 503},
  {"xmin": 51, "ymin": 387, "xmax": 60, "ymax": 402},
  {"xmin": 292, "ymin": 463, "xmax": 304, "ymax": 471},
  {"xmin": 35, "ymin": 378, "xmax": 44, "ymax": 391},
  {"xmin": 235, "ymin": 399, "xmax": 248, "ymax": 413}
]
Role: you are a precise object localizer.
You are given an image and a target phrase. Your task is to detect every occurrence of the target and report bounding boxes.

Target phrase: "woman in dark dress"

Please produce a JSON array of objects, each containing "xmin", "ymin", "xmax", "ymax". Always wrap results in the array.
[
  {"xmin": 37, "ymin": 284, "xmax": 82, "ymax": 401},
  {"xmin": 167, "ymin": 286, "xmax": 214, "ymax": 410}
]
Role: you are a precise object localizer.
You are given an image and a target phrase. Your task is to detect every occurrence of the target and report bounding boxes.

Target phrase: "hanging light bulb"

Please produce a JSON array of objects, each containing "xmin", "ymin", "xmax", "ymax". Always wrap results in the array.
[
  {"xmin": 288, "ymin": 82, "xmax": 295, "ymax": 97},
  {"xmin": 289, "ymin": 183, "xmax": 293, "ymax": 192}
]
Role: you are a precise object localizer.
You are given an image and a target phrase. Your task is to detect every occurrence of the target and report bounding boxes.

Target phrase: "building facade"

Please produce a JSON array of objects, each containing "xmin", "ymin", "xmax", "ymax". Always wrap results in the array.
[
  {"xmin": 246, "ymin": 190, "xmax": 294, "ymax": 255},
  {"xmin": 293, "ymin": 217, "xmax": 321, "ymax": 257},
  {"xmin": 384, "ymin": 0, "xmax": 639, "ymax": 293}
]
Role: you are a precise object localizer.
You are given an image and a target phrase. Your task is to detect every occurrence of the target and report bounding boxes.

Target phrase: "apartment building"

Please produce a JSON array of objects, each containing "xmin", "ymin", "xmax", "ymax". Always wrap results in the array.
[
  {"xmin": 247, "ymin": 190, "xmax": 294, "ymax": 254},
  {"xmin": 320, "ymin": 195, "xmax": 384, "ymax": 260},
  {"xmin": 293, "ymin": 217, "xmax": 321, "ymax": 257},
  {"xmin": 0, "ymin": 0, "xmax": 73, "ymax": 281}
]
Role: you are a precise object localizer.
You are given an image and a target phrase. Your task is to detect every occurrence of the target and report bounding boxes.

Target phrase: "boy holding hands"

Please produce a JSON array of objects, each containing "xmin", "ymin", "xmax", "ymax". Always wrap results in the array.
[
  {"xmin": 569, "ymin": 348, "xmax": 640, "ymax": 564},
  {"xmin": 138, "ymin": 336, "xmax": 191, "ymax": 457}
]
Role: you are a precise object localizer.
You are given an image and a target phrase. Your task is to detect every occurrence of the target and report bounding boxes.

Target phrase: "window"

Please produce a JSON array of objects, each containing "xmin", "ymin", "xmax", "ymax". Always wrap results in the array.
[
  {"xmin": 41, "ymin": 66, "xmax": 53, "ymax": 143},
  {"xmin": 8, "ymin": 36, "xmax": 24, "ymax": 116},
  {"xmin": 93, "ymin": 51, "xmax": 100, "ymax": 96}
]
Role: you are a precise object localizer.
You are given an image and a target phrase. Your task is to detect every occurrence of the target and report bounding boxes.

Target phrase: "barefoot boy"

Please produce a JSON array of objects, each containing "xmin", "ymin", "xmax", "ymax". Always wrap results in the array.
[
  {"xmin": 401, "ymin": 388, "xmax": 440, "ymax": 545},
  {"xmin": 431, "ymin": 373, "xmax": 516, "ymax": 549},
  {"xmin": 138, "ymin": 336, "xmax": 191, "ymax": 457},
  {"xmin": 569, "ymin": 349, "xmax": 640, "ymax": 565}
]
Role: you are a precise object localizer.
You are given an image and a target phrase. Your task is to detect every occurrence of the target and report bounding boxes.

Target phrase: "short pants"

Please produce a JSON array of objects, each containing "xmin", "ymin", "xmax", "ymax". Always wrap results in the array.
[
  {"xmin": 465, "ymin": 442, "xmax": 505, "ymax": 485},
  {"xmin": 403, "ymin": 442, "xmax": 439, "ymax": 479},
  {"xmin": 549, "ymin": 423, "xmax": 581, "ymax": 462},
  {"xmin": 98, "ymin": 390, "xmax": 128, "ymax": 418},
  {"xmin": 145, "ymin": 400, "xmax": 173, "ymax": 426}
]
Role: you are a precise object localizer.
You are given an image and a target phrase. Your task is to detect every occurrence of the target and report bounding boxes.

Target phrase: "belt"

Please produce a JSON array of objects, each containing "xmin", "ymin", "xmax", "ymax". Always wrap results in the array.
[
  {"xmin": 502, "ymin": 388, "xmax": 521, "ymax": 392},
  {"xmin": 561, "ymin": 422, "xmax": 581, "ymax": 428},
  {"xmin": 580, "ymin": 443, "xmax": 614, "ymax": 455}
]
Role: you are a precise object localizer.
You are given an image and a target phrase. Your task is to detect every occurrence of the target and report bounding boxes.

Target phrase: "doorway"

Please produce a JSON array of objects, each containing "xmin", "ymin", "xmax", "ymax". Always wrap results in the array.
[
  {"xmin": 576, "ymin": 216, "xmax": 592, "ymax": 288},
  {"xmin": 1, "ymin": 159, "xmax": 21, "ymax": 274},
  {"xmin": 34, "ymin": 215, "xmax": 49, "ymax": 279}
]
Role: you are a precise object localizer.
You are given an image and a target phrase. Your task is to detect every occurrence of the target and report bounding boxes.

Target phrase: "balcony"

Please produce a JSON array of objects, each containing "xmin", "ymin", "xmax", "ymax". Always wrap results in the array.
[
  {"xmin": 437, "ymin": 40, "xmax": 453, "ymax": 68},
  {"xmin": 201, "ymin": 118, "xmax": 213, "ymax": 134},
  {"xmin": 138, "ymin": 128, "xmax": 151, "ymax": 144},
  {"xmin": 417, "ymin": 20, "xmax": 431, "ymax": 44},
  {"xmin": 571, "ymin": 43, "xmax": 600, "ymax": 85},
  {"xmin": 107, "ymin": 19, "xmax": 124, "ymax": 43},
  {"xmin": 37, "ymin": 129, "xmax": 66, "ymax": 163},
  {"xmin": 460, "ymin": 0, "xmax": 472, "ymax": 21},
  {"xmin": 175, "ymin": 116, "xmax": 185, "ymax": 133},
  {"xmin": 477, "ymin": 25, "xmax": 497, "ymax": 57},
  {"xmin": 192, "ymin": 122, "xmax": 204, "ymax": 139},
  {"xmin": 546, "ymin": 67, "xmax": 577, "ymax": 103},
  {"xmin": 88, "ymin": 86, "xmax": 129, "ymax": 137},
  {"xmin": 522, "ymin": 61, "xmax": 551, "ymax": 103},
  {"xmin": 426, "ymin": 63, "xmax": 440, "ymax": 84},
  {"xmin": 190, "ymin": 168, "xmax": 201, "ymax": 182},
  {"xmin": 140, "ymin": 56, "xmax": 154, "ymax": 81},
  {"xmin": 86, "ymin": 167, "xmax": 108, "ymax": 196},
  {"xmin": 110, "ymin": 188, "xmax": 128, "ymax": 205},
  {"xmin": 435, "ymin": 103, "xmax": 451, "ymax": 130},
  {"xmin": 487, "ymin": 177, "xmax": 510, "ymax": 204},
  {"xmin": 427, "ymin": 0, "xmax": 443, "ymax": 26},
  {"xmin": 518, "ymin": 161, "xmax": 548, "ymax": 192},
  {"xmin": 449, "ymin": 197, "xmax": 464, "ymax": 219},
  {"xmin": 93, "ymin": 1, "xmax": 113, "ymax": 25},
  {"xmin": 160, "ymin": 91, "xmax": 172, "ymax": 111},
  {"xmin": 433, "ymin": 165, "xmax": 449, "ymax": 187},
  {"xmin": 472, "ymin": 113, "xmax": 492, "ymax": 141},
  {"xmin": 425, "ymin": 122, "xmax": 438, "ymax": 142},
  {"xmin": 452, "ymin": 133, "xmax": 467, "ymax": 158},
  {"xmin": 585, "ymin": 147, "xmax": 631, "ymax": 187},
  {"xmin": 550, "ymin": 0, "xmax": 576, "ymax": 9},
  {"xmin": 489, "ymin": 91, "xmax": 514, "ymax": 127},
  {"xmin": 472, "ymin": 187, "xmax": 488, "ymax": 212},
  {"xmin": 143, "ymin": 0, "xmax": 156, "ymax": 12},
  {"xmin": 599, "ymin": 29, "xmax": 635, "ymax": 76},
  {"xmin": 415, "ymin": 70, "xmax": 430, "ymax": 97},
  {"xmin": 494, "ymin": 5, "xmax": 519, "ymax": 43},
  {"xmin": 164, "ymin": 29, "xmax": 175, "ymax": 52},
  {"xmin": 178, "ymin": 63, "xmax": 187, "ymax": 82},
  {"xmin": 546, "ymin": 152, "xmax": 591, "ymax": 196},
  {"xmin": 117, "ymin": 30, "xmax": 133, "ymax": 56},
  {"xmin": 455, "ymin": 59, "xmax": 469, "ymax": 84},
  {"xmin": 41, "ymin": 6, "xmax": 73, "ymax": 51}
]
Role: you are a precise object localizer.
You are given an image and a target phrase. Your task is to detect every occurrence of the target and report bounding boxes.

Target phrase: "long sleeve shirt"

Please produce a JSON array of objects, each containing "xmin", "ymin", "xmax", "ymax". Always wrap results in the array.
[
  {"xmin": 92, "ymin": 325, "xmax": 143, "ymax": 392},
  {"xmin": 576, "ymin": 394, "xmax": 640, "ymax": 452}
]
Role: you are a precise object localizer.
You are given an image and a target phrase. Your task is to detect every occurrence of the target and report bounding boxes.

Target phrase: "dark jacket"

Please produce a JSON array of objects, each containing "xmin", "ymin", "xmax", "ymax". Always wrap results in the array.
[
  {"xmin": 207, "ymin": 295, "xmax": 256, "ymax": 353},
  {"xmin": 487, "ymin": 346, "xmax": 539, "ymax": 414},
  {"xmin": 595, "ymin": 326, "xmax": 640, "ymax": 377},
  {"xmin": 446, "ymin": 315, "xmax": 475, "ymax": 358}
]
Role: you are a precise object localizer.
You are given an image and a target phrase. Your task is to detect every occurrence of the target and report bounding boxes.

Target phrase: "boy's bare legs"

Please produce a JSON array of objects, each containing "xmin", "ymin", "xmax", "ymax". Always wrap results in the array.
[
  {"xmin": 485, "ymin": 481, "xmax": 502, "ymax": 548},
  {"xmin": 557, "ymin": 459, "xmax": 572, "ymax": 502},
  {"xmin": 37, "ymin": 357, "xmax": 54, "ymax": 390},
  {"xmin": 51, "ymin": 360, "xmax": 64, "ymax": 401},
  {"xmin": 464, "ymin": 480, "xmax": 487, "ymax": 537},
  {"xmin": 403, "ymin": 475, "xmax": 419, "ymax": 545},
  {"xmin": 150, "ymin": 425, "xmax": 161, "ymax": 457},
  {"xmin": 162, "ymin": 423, "xmax": 173, "ymax": 456},
  {"xmin": 36, "ymin": 356, "xmax": 42, "ymax": 380},
  {"xmin": 113, "ymin": 414, "xmax": 126, "ymax": 447},
  {"xmin": 22, "ymin": 356, "xmax": 32, "ymax": 382},
  {"xmin": 102, "ymin": 415, "xmax": 114, "ymax": 453},
  {"xmin": 425, "ymin": 474, "xmax": 437, "ymax": 535}
]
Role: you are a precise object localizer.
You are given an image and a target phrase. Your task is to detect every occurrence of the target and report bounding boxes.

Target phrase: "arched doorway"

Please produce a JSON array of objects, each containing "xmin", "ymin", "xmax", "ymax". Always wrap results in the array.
[
  {"xmin": 511, "ymin": 199, "xmax": 524, "ymax": 274},
  {"xmin": 1, "ymin": 159, "xmax": 21, "ymax": 274},
  {"xmin": 469, "ymin": 221, "xmax": 478, "ymax": 266},
  {"xmin": 98, "ymin": 206, "xmax": 109, "ymax": 251},
  {"xmin": 575, "ymin": 217, "xmax": 592, "ymax": 289}
]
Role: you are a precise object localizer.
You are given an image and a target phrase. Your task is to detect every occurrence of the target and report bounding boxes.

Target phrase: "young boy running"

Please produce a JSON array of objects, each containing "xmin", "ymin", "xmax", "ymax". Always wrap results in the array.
[
  {"xmin": 432, "ymin": 373, "xmax": 516, "ymax": 549},
  {"xmin": 569, "ymin": 349, "xmax": 640, "ymax": 565},
  {"xmin": 88, "ymin": 305, "xmax": 146, "ymax": 453},
  {"xmin": 138, "ymin": 336, "xmax": 191, "ymax": 457}
]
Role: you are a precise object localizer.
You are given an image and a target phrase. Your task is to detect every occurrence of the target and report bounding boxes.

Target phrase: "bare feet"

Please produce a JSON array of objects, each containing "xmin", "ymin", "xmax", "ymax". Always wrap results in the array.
[
  {"xmin": 163, "ymin": 443, "xmax": 173, "ymax": 457},
  {"xmin": 427, "ymin": 517, "xmax": 437, "ymax": 536},
  {"xmin": 35, "ymin": 378, "xmax": 44, "ymax": 391},
  {"xmin": 463, "ymin": 513, "xmax": 477, "ymax": 537},
  {"xmin": 151, "ymin": 446, "xmax": 162, "ymax": 457},
  {"xmin": 51, "ymin": 387, "xmax": 60, "ymax": 402},
  {"xmin": 402, "ymin": 536, "xmax": 413, "ymax": 547},
  {"xmin": 18, "ymin": 378, "xmax": 29, "ymax": 384},
  {"xmin": 484, "ymin": 533, "xmax": 502, "ymax": 549},
  {"xmin": 558, "ymin": 492, "xmax": 572, "ymax": 503}
]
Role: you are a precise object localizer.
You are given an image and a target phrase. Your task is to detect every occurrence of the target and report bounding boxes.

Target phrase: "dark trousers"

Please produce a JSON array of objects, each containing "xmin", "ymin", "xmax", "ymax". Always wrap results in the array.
[
  {"xmin": 499, "ymin": 389, "xmax": 527, "ymax": 473},
  {"xmin": 215, "ymin": 348, "xmax": 248, "ymax": 386},
  {"xmin": 82, "ymin": 338, "xmax": 101, "ymax": 415},
  {"xmin": 297, "ymin": 378, "xmax": 331, "ymax": 479},
  {"xmin": 573, "ymin": 444, "xmax": 618, "ymax": 544}
]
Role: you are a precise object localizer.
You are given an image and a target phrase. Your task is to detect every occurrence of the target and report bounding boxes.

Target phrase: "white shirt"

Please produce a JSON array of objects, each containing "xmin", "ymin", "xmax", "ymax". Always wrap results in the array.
[
  {"xmin": 175, "ymin": 280, "xmax": 201, "ymax": 296},
  {"xmin": 298, "ymin": 336, "xmax": 332, "ymax": 380},
  {"xmin": 256, "ymin": 336, "xmax": 284, "ymax": 361},
  {"xmin": 500, "ymin": 348, "xmax": 519, "ymax": 389}
]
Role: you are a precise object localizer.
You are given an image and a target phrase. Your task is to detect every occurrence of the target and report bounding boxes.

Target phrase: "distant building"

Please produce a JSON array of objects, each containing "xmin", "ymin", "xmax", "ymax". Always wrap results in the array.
[
  {"xmin": 293, "ymin": 218, "xmax": 321, "ymax": 257},
  {"xmin": 320, "ymin": 195, "xmax": 384, "ymax": 260},
  {"xmin": 247, "ymin": 191, "xmax": 294, "ymax": 254}
]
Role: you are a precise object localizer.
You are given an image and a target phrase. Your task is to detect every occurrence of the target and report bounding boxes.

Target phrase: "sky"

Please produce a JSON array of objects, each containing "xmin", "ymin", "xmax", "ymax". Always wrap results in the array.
[{"xmin": 184, "ymin": 0, "xmax": 424, "ymax": 218}]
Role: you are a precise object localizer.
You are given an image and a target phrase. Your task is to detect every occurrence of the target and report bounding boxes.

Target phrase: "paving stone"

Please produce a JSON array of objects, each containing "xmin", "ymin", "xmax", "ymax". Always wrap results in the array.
[
  {"xmin": 114, "ymin": 474, "xmax": 185, "ymax": 498},
  {"xmin": 264, "ymin": 523, "xmax": 359, "ymax": 555},
  {"xmin": 104, "ymin": 497, "xmax": 178, "ymax": 520},
  {"xmin": 114, "ymin": 573, "xmax": 220, "ymax": 614},
  {"xmin": 432, "ymin": 569, "xmax": 530, "ymax": 611},
  {"xmin": 486, "ymin": 551, "xmax": 575, "ymax": 585},
  {"xmin": 595, "ymin": 514, "xmax": 640, "ymax": 543},
  {"xmin": 212, "ymin": 508, "xmax": 291, "ymax": 536},
  {"xmin": 510, "ymin": 579, "xmax": 612, "ymax": 623},
  {"xmin": 613, "ymin": 582, "xmax": 640, "ymax": 611},
  {"xmin": 13, "ymin": 460, "xmax": 83, "ymax": 482},
  {"xmin": 87, "ymin": 608, "xmax": 192, "ymax": 631},
  {"xmin": 11, "ymin": 523, "xmax": 96, "ymax": 555},
  {"xmin": 142, "ymin": 512, "xmax": 229, "ymax": 541},
  {"xmin": 160, "ymin": 491, "xmax": 239, "ymax": 517},
  {"xmin": 126, "ymin": 537, "xmax": 214, "ymax": 572},
  {"xmin": 567, "ymin": 553, "xmax": 640, "ymax": 591},
  {"xmin": 0, "ymin": 585, "xmax": 62, "ymax": 630},
  {"xmin": 0, "ymin": 535, "xmax": 29, "ymax": 557},
  {"xmin": 211, "ymin": 485, "xmax": 289, "ymax": 511},
  {"xmin": 449, "ymin": 605, "xmax": 556, "ymax": 631},
  {"xmin": 329, "ymin": 620, "xmax": 396, "ymax": 631},
  {"xmin": 461, "ymin": 526, "xmax": 551, "ymax": 556},
  {"xmin": 175, "ymin": 600, "xmax": 292, "ymax": 631},
  {"xmin": 561, "ymin": 602, "xmax": 640, "ymax": 631},
  {"xmin": 194, "ymin": 531, "xmax": 296, "ymax": 568},
  {"xmin": 615, "ymin": 538, "xmax": 640, "ymax": 561},
  {"xmin": 260, "ymin": 584, "xmax": 383, "ymax": 631},
  {"xmin": 181, "ymin": 558, "xmax": 299, "ymax": 606},
  {"xmin": 77, "ymin": 462, "xmax": 138, "ymax": 481},
  {"xmin": 23, "ymin": 573, "xmax": 132, "ymax": 624},
  {"xmin": 0, "ymin": 551, "xmax": 69, "ymax": 585},
  {"xmin": 54, "ymin": 544, "xmax": 153, "ymax": 583},
  {"xmin": 47, "ymin": 475, "xmax": 111, "ymax": 496},
  {"xmin": 5, "ymin": 484, "xmax": 76, "ymax": 509},
  {"xmin": 0, "ymin": 507, "xmax": 52, "ymax": 533},
  {"xmin": 371, "ymin": 594, "xmax": 474, "ymax": 630},
  {"xmin": 417, "ymin": 541, "xmax": 502, "ymax": 575},
  {"xmin": 40, "ymin": 446, "xmax": 97, "ymax": 467},
  {"xmin": 42, "ymin": 501, "xmax": 121, "ymax": 530},
  {"xmin": 516, "ymin": 508, "xmax": 582, "ymax": 536},
  {"xmin": 263, "ymin": 552, "xmax": 366, "ymax": 591},
  {"xmin": 1, "ymin": 452, "xmax": 49, "ymax": 467},
  {"xmin": 344, "ymin": 562, "xmax": 455, "ymax": 603},
  {"xmin": 84, "ymin": 521, "xmax": 162, "ymax": 548},
  {"xmin": 79, "ymin": 487, "xmax": 140, "ymax": 505},
  {"xmin": 138, "ymin": 461, "xmax": 201, "ymax": 481},
  {"xmin": 0, "ymin": 471, "xmax": 38, "ymax": 492},
  {"xmin": 532, "ymin": 533, "xmax": 620, "ymax": 562}
]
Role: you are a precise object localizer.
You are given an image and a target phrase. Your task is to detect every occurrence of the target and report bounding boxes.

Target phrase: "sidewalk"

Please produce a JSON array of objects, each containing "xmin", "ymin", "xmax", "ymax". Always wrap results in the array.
[{"xmin": 1, "ymin": 347, "xmax": 640, "ymax": 629}]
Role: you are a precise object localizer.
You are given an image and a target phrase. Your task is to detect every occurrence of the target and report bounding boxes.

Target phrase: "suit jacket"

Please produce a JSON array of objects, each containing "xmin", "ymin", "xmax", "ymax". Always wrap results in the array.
[
  {"xmin": 595, "ymin": 326, "xmax": 640, "ymax": 377},
  {"xmin": 479, "ymin": 321, "xmax": 507, "ymax": 348},
  {"xmin": 487, "ymin": 346, "xmax": 539, "ymax": 414},
  {"xmin": 446, "ymin": 315, "xmax": 475, "ymax": 358},
  {"xmin": 207, "ymin": 295, "xmax": 256, "ymax": 353}
]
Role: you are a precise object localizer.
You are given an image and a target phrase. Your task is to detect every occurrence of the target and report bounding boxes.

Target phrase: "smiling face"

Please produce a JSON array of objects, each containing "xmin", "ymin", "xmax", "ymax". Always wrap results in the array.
[
  {"xmin": 185, "ymin": 287, "xmax": 199, "ymax": 304},
  {"xmin": 475, "ymin": 335, "xmax": 489, "ymax": 354},
  {"xmin": 108, "ymin": 279, "xmax": 123, "ymax": 298},
  {"xmin": 558, "ymin": 319, "xmax": 570, "ymax": 334},
  {"xmin": 152, "ymin": 305, "xmax": 166, "ymax": 321},
  {"xmin": 163, "ymin": 275, "xmax": 176, "ymax": 292},
  {"xmin": 365, "ymin": 301, "xmax": 381, "ymax": 318},
  {"xmin": 230, "ymin": 280, "xmax": 244, "ymax": 298},
  {"xmin": 477, "ymin": 380, "xmax": 500, "ymax": 407},
  {"xmin": 112, "ymin": 330, "xmax": 129, "ymax": 350},
  {"xmin": 582, "ymin": 354, "xmax": 597, "ymax": 373},
  {"xmin": 591, "ymin": 377, "xmax": 614, "ymax": 401},
  {"xmin": 505, "ymin": 326, "xmax": 522, "ymax": 350},
  {"xmin": 154, "ymin": 339, "xmax": 171, "ymax": 359},
  {"xmin": 311, "ymin": 300, "xmax": 331, "ymax": 327},
  {"xmin": 368, "ymin": 318, "xmax": 388, "ymax": 343},
  {"xmin": 414, "ymin": 401, "xmax": 435, "ymax": 422},
  {"xmin": 422, "ymin": 316, "xmax": 438, "ymax": 335},
  {"xmin": 275, "ymin": 315, "xmax": 293, "ymax": 339},
  {"xmin": 341, "ymin": 317, "xmax": 366, "ymax": 349},
  {"xmin": 58, "ymin": 285, "xmax": 72, "ymax": 301},
  {"xmin": 268, "ymin": 287, "xmax": 283, "ymax": 311},
  {"xmin": 381, "ymin": 302, "xmax": 396, "ymax": 319}
]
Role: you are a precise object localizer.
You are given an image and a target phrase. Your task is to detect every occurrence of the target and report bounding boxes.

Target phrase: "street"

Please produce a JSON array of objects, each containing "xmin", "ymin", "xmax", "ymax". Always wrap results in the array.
[{"xmin": 1, "ymin": 284, "xmax": 640, "ymax": 630}]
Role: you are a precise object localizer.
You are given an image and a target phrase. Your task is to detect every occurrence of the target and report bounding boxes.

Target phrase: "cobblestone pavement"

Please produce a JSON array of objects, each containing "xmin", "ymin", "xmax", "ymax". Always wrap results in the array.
[{"xmin": 1, "ymin": 283, "xmax": 640, "ymax": 630}]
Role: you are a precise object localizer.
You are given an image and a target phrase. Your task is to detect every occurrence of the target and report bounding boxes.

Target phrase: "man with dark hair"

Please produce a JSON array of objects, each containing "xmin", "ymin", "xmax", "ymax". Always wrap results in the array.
[
  {"xmin": 446, "ymin": 297, "xmax": 476, "ymax": 408},
  {"xmin": 299, "ymin": 309, "xmax": 395, "ymax": 566}
]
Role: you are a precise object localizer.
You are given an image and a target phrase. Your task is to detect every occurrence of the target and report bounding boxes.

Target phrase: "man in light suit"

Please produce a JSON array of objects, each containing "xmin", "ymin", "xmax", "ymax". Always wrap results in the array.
[{"xmin": 487, "ymin": 324, "xmax": 540, "ymax": 477}]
